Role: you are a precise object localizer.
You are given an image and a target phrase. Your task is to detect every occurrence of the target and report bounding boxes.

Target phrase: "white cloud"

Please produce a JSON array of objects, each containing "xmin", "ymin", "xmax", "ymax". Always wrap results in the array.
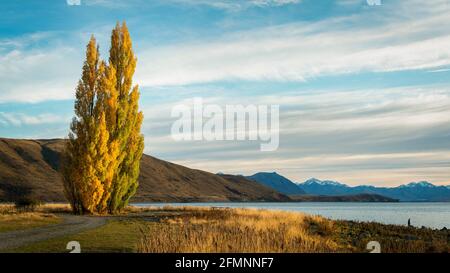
[
  {"xmin": 67, "ymin": 0, "xmax": 81, "ymax": 6},
  {"xmin": 135, "ymin": 1, "xmax": 450, "ymax": 86},
  {"xmin": 72, "ymin": 0, "xmax": 301, "ymax": 10},
  {"xmin": 0, "ymin": 112, "xmax": 68, "ymax": 126},
  {"xmin": 175, "ymin": 151, "xmax": 450, "ymax": 187},
  {"xmin": 247, "ymin": 0, "xmax": 301, "ymax": 7},
  {"xmin": 0, "ymin": 46, "xmax": 81, "ymax": 103},
  {"xmin": 138, "ymin": 84, "xmax": 450, "ymax": 186},
  {"xmin": 336, "ymin": 0, "xmax": 362, "ymax": 5},
  {"xmin": 2, "ymin": 0, "xmax": 450, "ymax": 186},
  {"xmin": 2, "ymin": 1, "xmax": 450, "ymax": 103},
  {"xmin": 169, "ymin": 0, "xmax": 301, "ymax": 11}
]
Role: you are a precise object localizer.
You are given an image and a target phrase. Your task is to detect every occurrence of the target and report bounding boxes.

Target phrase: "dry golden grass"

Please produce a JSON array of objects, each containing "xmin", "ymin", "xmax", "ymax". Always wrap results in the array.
[
  {"xmin": 0, "ymin": 212, "xmax": 58, "ymax": 223},
  {"xmin": 0, "ymin": 203, "xmax": 71, "ymax": 214},
  {"xmin": 137, "ymin": 208, "xmax": 340, "ymax": 253},
  {"xmin": 124, "ymin": 205, "xmax": 214, "ymax": 212},
  {"xmin": 36, "ymin": 203, "xmax": 72, "ymax": 213},
  {"xmin": 0, "ymin": 204, "xmax": 61, "ymax": 233}
]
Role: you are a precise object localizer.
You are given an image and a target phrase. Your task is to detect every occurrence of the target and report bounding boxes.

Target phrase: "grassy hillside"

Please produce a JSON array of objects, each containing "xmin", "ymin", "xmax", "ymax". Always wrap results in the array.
[
  {"xmin": 0, "ymin": 138, "xmax": 289, "ymax": 203},
  {"xmin": 0, "ymin": 139, "xmax": 64, "ymax": 202}
]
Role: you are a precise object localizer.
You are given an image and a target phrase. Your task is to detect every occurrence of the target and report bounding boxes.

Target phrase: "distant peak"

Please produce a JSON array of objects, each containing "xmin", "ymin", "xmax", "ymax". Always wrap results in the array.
[
  {"xmin": 304, "ymin": 178, "xmax": 320, "ymax": 183},
  {"xmin": 251, "ymin": 171, "xmax": 281, "ymax": 177},
  {"xmin": 400, "ymin": 181, "xmax": 435, "ymax": 188},
  {"xmin": 302, "ymin": 178, "xmax": 347, "ymax": 187}
]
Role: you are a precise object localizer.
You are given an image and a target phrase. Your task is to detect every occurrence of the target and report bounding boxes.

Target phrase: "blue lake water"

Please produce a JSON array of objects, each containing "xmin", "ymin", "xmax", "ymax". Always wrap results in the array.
[{"xmin": 134, "ymin": 202, "xmax": 450, "ymax": 229}]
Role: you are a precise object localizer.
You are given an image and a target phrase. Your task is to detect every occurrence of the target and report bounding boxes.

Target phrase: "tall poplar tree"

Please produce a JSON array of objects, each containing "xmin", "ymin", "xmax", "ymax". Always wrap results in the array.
[
  {"xmin": 63, "ymin": 37, "xmax": 108, "ymax": 214},
  {"xmin": 107, "ymin": 22, "xmax": 144, "ymax": 213},
  {"xmin": 63, "ymin": 23, "xmax": 143, "ymax": 215},
  {"xmin": 95, "ymin": 61, "xmax": 120, "ymax": 214}
]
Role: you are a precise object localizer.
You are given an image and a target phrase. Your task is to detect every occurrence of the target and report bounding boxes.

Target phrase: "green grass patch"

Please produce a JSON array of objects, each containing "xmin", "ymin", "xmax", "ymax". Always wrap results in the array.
[{"xmin": 12, "ymin": 219, "xmax": 151, "ymax": 253}]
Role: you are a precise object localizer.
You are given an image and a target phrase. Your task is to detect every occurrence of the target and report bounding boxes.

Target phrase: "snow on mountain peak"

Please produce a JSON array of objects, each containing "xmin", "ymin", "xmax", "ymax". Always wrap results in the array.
[
  {"xmin": 301, "ymin": 178, "xmax": 348, "ymax": 187},
  {"xmin": 399, "ymin": 181, "xmax": 435, "ymax": 188}
]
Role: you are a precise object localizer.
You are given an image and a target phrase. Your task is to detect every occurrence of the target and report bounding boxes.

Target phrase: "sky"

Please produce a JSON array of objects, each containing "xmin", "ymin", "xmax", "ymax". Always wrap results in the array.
[{"xmin": 1, "ymin": 0, "xmax": 450, "ymax": 186}]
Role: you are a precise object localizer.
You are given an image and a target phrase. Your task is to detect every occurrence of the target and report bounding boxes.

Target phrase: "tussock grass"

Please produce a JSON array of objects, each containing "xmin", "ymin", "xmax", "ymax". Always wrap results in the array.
[
  {"xmin": 138, "ymin": 208, "xmax": 339, "ymax": 253},
  {"xmin": 37, "ymin": 204, "xmax": 72, "ymax": 213},
  {"xmin": 0, "ymin": 205, "xmax": 61, "ymax": 233},
  {"xmin": 0, "ymin": 212, "xmax": 58, "ymax": 223},
  {"xmin": 0, "ymin": 203, "xmax": 71, "ymax": 214}
]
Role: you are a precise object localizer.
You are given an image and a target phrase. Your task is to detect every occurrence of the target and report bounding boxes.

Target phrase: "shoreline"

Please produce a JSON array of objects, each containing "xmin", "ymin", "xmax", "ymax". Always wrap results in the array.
[
  {"xmin": 132, "ymin": 202, "xmax": 450, "ymax": 229},
  {"xmin": 0, "ymin": 204, "xmax": 448, "ymax": 253},
  {"xmin": 1, "ymin": 202, "xmax": 449, "ymax": 229}
]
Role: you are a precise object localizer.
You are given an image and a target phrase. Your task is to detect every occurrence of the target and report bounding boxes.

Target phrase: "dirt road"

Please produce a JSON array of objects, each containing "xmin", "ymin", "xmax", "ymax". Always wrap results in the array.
[{"xmin": 0, "ymin": 214, "xmax": 107, "ymax": 251}]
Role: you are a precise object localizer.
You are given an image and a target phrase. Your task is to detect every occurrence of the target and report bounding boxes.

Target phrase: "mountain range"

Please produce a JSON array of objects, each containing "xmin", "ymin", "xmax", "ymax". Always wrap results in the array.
[
  {"xmin": 247, "ymin": 172, "xmax": 450, "ymax": 202},
  {"xmin": 1, "ymin": 138, "xmax": 449, "ymax": 203},
  {"xmin": 0, "ymin": 138, "xmax": 289, "ymax": 202}
]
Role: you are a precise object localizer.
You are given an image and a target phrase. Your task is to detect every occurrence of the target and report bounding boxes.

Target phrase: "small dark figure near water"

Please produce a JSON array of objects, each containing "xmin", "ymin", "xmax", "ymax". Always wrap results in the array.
[{"xmin": 408, "ymin": 218, "xmax": 411, "ymax": 227}]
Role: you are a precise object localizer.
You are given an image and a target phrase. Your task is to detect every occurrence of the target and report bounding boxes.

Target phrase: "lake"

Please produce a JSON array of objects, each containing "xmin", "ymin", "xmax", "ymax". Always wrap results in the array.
[{"xmin": 134, "ymin": 202, "xmax": 450, "ymax": 229}]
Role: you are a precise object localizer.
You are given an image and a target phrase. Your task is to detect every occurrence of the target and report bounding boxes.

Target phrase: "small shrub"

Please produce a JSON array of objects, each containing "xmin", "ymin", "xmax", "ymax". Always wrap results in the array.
[{"xmin": 14, "ymin": 197, "xmax": 43, "ymax": 212}]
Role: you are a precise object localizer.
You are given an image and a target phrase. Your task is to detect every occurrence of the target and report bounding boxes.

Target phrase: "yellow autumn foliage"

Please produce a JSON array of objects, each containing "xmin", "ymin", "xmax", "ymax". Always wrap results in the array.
[{"xmin": 63, "ymin": 23, "xmax": 143, "ymax": 215}]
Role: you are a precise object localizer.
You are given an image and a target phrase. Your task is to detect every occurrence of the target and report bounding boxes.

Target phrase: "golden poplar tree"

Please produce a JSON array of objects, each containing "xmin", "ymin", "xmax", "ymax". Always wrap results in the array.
[
  {"xmin": 64, "ymin": 37, "xmax": 117, "ymax": 214},
  {"xmin": 64, "ymin": 23, "xmax": 143, "ymax": 215},
  {"xmin": 95, "ymin": 61, "xmax": 120, "ymax": 214},
  {"xmin": 107, "ymin": 22, "xmax": 144, "ymax": 214}
]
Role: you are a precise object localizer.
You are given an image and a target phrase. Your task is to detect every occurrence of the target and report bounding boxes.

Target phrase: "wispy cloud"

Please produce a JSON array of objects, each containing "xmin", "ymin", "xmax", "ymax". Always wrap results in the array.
[
  {"xmin": 139, "ymin": 84, "xmax": 450, "ymax": 186},
  {"xmin": 336, "ymin": 0, "xmax": 363, "ymax": 6},
  {"xmin": 427, "ymin": 68, "xmax": 450, "ymax": 73},
  {"xmin": 0, "ymin": 39, "xmax": 82, "ymax": 103},
  {"xmin": 67, "ymin": 0, "xmax": 81, "ymax": 6},
  {"xmin": 135, "ymin": 2, "xmax": 450, "ymax": 86},
  {"xmin": 0, "ymin": 112, "xmax": 69, "ymax": 126},
  {"xmin": 161, "ymin": 0, "xmax": 301, "ymax": 11},
  {"xmin": 71, "ymin": 0, "xmax": 301, "ymax": 10},
  {"xmin": 2, "ymin": 1, "xmax": 450, "ymax": 102},
  {"xmin": 2, "ymin": 0, "xmax": 450, "ymax": 186}
]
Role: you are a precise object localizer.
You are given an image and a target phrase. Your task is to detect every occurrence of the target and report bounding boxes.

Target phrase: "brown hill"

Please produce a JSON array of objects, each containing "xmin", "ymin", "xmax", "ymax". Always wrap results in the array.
[{"xmin": 0, "ymin": 138, "xmax": 290, "ymax": 203}]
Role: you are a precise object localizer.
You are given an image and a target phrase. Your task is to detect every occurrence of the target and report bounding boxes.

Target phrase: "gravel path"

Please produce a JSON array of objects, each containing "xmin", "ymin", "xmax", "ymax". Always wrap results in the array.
[{"xmin": 0, "ymin": 214, "xmax": 107, "ymax": 251}]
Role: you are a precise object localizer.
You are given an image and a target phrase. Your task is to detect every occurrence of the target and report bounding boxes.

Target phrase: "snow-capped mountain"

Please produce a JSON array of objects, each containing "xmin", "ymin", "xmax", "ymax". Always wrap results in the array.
[
  {"xmin": 248, "ymin": 172, "xmax": 450, "ymax": 202},
  {"xmin": 398, "ymin": 181, "xmax": 436, "ymax": 188},
  {"xmin": 297, "ymin": 178, "xmax": 351, "ymax": 196},
  {"xmin": 302, "ymin": 178, "xmax": 348, "ymax": 187},
  {"xmin": 297, "ymin": 178, "xmax": 450, "ymax": 202}
]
